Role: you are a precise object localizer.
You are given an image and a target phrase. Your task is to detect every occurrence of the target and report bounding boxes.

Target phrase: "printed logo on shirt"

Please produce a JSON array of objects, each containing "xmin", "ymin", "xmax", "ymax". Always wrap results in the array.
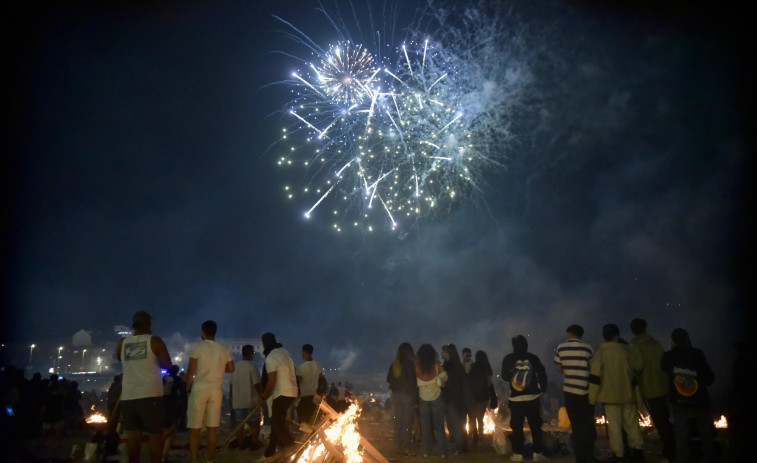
[
  {"xmin": 511, "ymin": 359, "xmax": 533, "ymax": 392},
  {"xmin": 672, "ymin": 366, "xmax": 698, "ymax": 397},
  {"xmin": 124, "ymin": 341, "xmax": 148, "ymax": 361}
]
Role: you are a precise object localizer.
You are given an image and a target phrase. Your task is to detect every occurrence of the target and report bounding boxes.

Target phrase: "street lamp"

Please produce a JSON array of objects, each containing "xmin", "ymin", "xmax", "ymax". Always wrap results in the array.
[
  {"xmin": 57, "ymin": 346, "xmax": 63, "ymax": 372},
  {"xmin": 29, "ymin": 344, "xmax": 36, "ymax": 367},
  {"xmin": 81, "ymin": 349, "xmax": 87, "ymax": 371},
  {"xmin": 97, "ymin": 357, "xmax": 102, "ymax": 373}
]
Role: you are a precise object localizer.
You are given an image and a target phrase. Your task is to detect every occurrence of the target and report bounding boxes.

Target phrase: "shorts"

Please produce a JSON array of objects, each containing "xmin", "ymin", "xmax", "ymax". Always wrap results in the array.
[
  {"xmin": 187, "ymin": 385, "xmax": 223, "ymax": 428},
  {"xmin": 121, "ymin": 397, "xmax": 165, "ymax": 434}
]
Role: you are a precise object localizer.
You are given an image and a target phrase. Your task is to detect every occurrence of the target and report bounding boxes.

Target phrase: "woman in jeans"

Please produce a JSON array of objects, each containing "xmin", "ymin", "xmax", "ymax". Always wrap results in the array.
[
  {"xmin": 386, "ymin": 342, "xmax": 418, "ymax": 456},
  {"xmin": 416, "ymin": 344, "xmax": 448, "ymax": 457}
]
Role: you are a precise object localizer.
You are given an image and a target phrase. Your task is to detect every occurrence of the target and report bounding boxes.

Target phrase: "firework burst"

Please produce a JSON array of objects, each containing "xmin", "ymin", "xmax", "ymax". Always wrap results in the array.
[{"xmin": 274, "ymin": 2, "xmax": 532, "ymax": 233}]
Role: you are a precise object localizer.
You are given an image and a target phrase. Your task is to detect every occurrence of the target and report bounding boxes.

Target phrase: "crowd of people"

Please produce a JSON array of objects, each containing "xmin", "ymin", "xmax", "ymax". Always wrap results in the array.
[
  {"xmin": 112, "ymin": 311, "xmax": 337, "ymax": 463},
  {"xmin": 387, "ymin": 319, "xmax": 730, "ymax": 463}
]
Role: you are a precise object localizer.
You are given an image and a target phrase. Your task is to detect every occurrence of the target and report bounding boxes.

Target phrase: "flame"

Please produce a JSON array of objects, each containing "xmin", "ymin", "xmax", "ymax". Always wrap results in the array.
[
  {"xmin": 296, "ymin": 402, "xmax": 364, "ymax": 463},
  {"xmin": 483, "ymin": 409, "xmax": 497, "ymax": 434},
  {"xmin": 595, "ymin": 416, "xmax": 607, "ymax": 425},
  {"xmin": 714, "ymin": 415, "xmax": 728, "ymax": 429},
  {"xmin": 638, "ymin": 412, "xmax": 653, "ymax": 428},
  {"xmin": 86, "ymin": 413, "xmax": 107, "ymax": 424}
]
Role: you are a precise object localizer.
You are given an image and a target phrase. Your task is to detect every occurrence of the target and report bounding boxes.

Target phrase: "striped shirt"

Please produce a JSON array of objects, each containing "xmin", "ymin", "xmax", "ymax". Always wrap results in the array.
[{"xmin": 554, "ymin": 338, "xmax": 593, "ymax": 395}]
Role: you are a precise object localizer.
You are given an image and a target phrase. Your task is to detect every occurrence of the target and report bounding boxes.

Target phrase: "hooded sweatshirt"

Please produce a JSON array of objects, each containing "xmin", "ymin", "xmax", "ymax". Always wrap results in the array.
[{"xmin": 501, "ymin": 336, "xmax": 547, "ymax": 401}]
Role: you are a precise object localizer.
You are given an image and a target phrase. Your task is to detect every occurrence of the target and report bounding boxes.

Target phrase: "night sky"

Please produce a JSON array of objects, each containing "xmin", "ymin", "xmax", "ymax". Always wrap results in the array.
[{"xmin": 4, "ymin": 1, "xmax": 753, "ymax": 398}]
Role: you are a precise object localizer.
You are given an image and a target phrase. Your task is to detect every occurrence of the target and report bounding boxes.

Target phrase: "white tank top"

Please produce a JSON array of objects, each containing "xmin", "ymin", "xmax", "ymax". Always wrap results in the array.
[{"xmin": 120, "ymin": 334, "xmax": 163, "ymax": 400}]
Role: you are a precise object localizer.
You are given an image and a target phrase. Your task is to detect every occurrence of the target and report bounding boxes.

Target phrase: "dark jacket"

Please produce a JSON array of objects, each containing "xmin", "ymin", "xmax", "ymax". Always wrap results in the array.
[
  {"xmin": 501, "ymin": 350, "xmax": 548, "ymax": 399},
  {"xmin": 442, "ymin": 360, "xmax": 467, "ymax": 406},
  {"xmin": 386, "ymin": 359, "xmax": 419, "ymax": 403},
  {"xmin": 660, "ymin": 345, "xmax": 714, "ymax": 410}
]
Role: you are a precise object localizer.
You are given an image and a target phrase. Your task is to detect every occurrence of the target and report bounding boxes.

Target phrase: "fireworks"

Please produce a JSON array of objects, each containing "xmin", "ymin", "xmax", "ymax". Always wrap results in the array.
[{"xmin": 275, "ymin": 2, "xmax": 531, "ymax": 232}]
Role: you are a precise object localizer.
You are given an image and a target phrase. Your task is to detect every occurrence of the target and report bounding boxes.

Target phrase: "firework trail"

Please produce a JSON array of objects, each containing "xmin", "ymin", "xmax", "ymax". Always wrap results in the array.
[{"xmin": 274, "ymin": 1, "xmax": 532, "ymax": 232}]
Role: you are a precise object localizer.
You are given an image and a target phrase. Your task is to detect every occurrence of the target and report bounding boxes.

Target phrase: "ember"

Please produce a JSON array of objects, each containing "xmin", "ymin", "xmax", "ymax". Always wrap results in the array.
[
  {"xmin": 714, "ymin": 415, "xmax": 728, "ymax": 429},
  {"xmin": 86, "ymin": 412, "xmax": 107, "ymax": 424}
]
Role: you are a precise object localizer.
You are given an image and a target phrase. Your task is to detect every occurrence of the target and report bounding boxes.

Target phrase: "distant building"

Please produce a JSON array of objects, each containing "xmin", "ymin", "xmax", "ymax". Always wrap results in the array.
[
  {"xmin": 223, "ymin": 338, "xmax": 263, "ymax": 356},
  {"xmin": 114, "ymin": 325, "xmax": 133, "ymax": 336}
]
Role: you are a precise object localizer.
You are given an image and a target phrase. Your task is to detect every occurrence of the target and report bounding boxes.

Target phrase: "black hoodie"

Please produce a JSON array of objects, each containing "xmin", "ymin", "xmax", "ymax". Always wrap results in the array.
[{"xmin": 501, "ymin": 336, "xmax": 548, "ymax": 399}]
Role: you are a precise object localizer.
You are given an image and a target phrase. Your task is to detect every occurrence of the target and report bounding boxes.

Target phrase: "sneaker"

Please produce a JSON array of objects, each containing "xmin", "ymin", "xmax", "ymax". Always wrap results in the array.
[
  {"xmin": 533, "ymin": 452, "xmax": 548, "ymax": 461},
  {"xmin": 511, "ymin": 453, "xmax": 524, "ymax": 462}
]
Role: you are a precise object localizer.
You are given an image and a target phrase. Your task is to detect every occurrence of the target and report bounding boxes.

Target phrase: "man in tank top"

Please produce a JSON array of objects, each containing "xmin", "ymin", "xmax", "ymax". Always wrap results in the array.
[{"xmin": 117, "ymin": 311, "xmax": 172, "ymax": 463}]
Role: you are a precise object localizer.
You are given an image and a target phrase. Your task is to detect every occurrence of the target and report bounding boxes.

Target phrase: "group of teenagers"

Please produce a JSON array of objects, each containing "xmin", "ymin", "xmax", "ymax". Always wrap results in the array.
[{"xmin": 387, "ymin": 319, "xmax": 718, "ymax": 463}]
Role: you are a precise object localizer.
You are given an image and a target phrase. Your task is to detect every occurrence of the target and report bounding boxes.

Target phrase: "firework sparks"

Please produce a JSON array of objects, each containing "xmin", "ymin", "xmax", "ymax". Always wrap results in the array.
[{"xmin": 274, "ymin": 3, "xmax": 532, "ymax": 231}]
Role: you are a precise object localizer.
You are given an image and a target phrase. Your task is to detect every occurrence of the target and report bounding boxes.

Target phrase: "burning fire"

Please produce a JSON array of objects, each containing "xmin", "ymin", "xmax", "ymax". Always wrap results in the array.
[
  {"xmin": 86, "ymin": 413, "xmax": 108, "ymax": 424},
  {"xmin": 296, "ymin": 402, "xmax": 364, "ymax": 463},
  {"xmin": 595, "ymin": 414, "xmax": 728, "ymax": 429},
  {"xmin": 464, "ymin": 410, "xmax": 499, "ymax": 435}
]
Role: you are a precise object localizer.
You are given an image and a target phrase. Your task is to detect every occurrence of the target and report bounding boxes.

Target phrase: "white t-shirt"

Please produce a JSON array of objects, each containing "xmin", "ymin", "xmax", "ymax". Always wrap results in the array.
[
  {"xmin": 265, "ymin": 348, "xmax": 298, "ymax": 399},
  {"xmin": 230, "ymin": 359, "xmax": 261, "ymax": 409},
  {"xmin": 188, "ymin": 340, "xmax": 232, "ymax": 390},
  {"xmin": 297, "ymin": 360, "xmax": 322, "ymax": 396}
]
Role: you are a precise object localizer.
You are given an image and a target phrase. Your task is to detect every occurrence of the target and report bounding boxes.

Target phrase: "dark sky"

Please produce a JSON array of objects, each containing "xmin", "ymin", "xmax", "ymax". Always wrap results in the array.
[{"xmin": 3, "ymin": 0, "xmax": 753, "ymax": 398}]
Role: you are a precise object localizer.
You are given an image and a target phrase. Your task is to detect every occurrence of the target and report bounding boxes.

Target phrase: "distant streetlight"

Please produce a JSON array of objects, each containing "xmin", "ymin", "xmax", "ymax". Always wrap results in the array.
[
  {"xmin": 29, "ymin": 344, "xmax": 36, "ymax": 367},
  {"xmin": 57, "ymin": 346, "xmax": 63, "ymax": 372},
  {"xmin": 81, "ymin": 349, "xmax": 87, "ymax": 371},
  {"xmin": 97, "ymin": 357, "xmax": 102, "ymax": 373}
]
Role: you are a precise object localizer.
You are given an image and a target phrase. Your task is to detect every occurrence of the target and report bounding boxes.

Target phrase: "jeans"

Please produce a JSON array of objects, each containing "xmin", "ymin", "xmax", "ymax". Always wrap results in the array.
[
  {"xmin": 391, "ymin": 390, "xmax": 414, "ymax": 451},
  {"xmin": 419, "ymin": 396, "xmax": 447, "ymax": 456},
  {"xmin": 645, "ymin": 395, "xmax": 675, "ymax": 460},
  {"xmin": 564, "ymin": 392, "xmax": 596, "ymax": 463},
  {"xmin": 509, "ymin": 399, "xmax": 543, "ymax": 455},
  {"xmin": 673, "ymin": 409, "xmax": 716, "ymax": 463},
  {"xmin": 265, "ymin": 396, "xmax": 295, "ymax": 457},
  {"xmin": 445, "ymin": 400, "xmax": 468, "ymax": 453}
]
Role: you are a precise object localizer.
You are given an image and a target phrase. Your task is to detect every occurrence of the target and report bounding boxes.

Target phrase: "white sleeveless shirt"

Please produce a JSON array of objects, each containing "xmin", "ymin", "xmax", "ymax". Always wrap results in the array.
[{"xmin": 120, "ymin": 334, "xmax": 163, "ymax": 400}]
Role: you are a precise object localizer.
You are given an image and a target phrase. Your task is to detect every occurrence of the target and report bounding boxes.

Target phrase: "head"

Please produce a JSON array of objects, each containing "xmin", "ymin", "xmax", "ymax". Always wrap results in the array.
[
  {"xmin": 671, "ymin": 328, "xmax": 690, "ymax": 348},
  {"xmin": 201, "ymin": 320, "xmax": 217, "ymax": 339},
  {"xmin": 416, "ymin": 343, "xmax": 438, "ymax": 374},
  {"xmin": 242, "ymin": 344, "xmax": 255, "ymax": 360},
  {"xmin": 443, "ymin": 343, "xmax": 461, "ymax": 364},
  {"xmin": 261, "ymin": 332, "xmax": 277, "ymax": 350},
  {"xmin": 462, "ymin": 347, "xmax": 472, "ymax": 363},
  {"xmin": 396, "ymin": 342, "xmax": 414, "ymax": 362},
  {"xmin": 512, "ymin": 335, "xmax": 528, "ymax": 354},
  {"xmin": 474, "ymin": 350, "xmax": 491, "ymax": 369},
  {"xmin": 566, "ymin": 324, "xmax": 584, "ymax": 339},
  {"xmin": 602, "ymin": 324, "xmax": 620, "ymax": 342},
  {"xmin": 302, "ymin": 343, "xmax": 313, "ymax": 360},
  {"xmin": 630, "ymin": 318, "xmax": 647, "ymax": 335},
  {"xmin": 132, "ymin": 310, "xmax": 152, "ymax": 333}
]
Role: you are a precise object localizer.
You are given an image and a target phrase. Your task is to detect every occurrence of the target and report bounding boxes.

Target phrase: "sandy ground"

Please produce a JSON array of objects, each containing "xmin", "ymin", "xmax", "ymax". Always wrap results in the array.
[{"xmin": 13, "ymin": 407, "xmax": 718, "ymax": 463}]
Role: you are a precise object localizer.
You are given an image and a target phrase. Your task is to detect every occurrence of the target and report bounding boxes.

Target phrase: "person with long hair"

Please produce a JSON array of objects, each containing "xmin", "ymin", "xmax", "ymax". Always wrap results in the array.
[
  {"xmin": 468, "ymin": 350, "xmax": 494, "ymax": 444},
  {"xmin": 386, "ymin": 342, "xmax": 418, "ymax": 456},
  {"xmin": 416, "ymin": 344, "xmax": 448, "ymax": 457},
  {"xmin": 441, "ymin": 344, "xmax": 468, "ymax": 455}
]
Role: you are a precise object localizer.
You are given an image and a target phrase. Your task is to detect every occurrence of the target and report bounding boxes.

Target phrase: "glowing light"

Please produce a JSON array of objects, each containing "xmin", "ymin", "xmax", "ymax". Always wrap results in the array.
[
  {"xmin": 714, "ymin": 415, "xmax": 728, "ymax": 428},
  {"xmin": 274, "ymin": 4, "xmax": 531, "ymax": 231},
  {"xmin": 86, "ymin": 413, "xmax": 108, "ymax": 424}
]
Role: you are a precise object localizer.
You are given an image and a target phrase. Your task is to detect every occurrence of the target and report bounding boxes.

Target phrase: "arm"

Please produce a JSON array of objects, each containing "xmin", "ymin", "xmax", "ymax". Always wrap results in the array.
[
  {"xmin": 588, "ymin": 353, "xmax": 601, "ymax": 404},
  {"xmin": 186, "ymin": 357, "xmax": 198, "ymax": 393},
  {"xmin": 261, "ymin": 371, "xmax": 278, "ymax": 401},
  {"xmin": 151, "ymin": 336, "xmax": 172, "ymax": 369},
  {"xmin": 116, "ymin": 338, "xmax": 124, "ymax": 362},
  {"xmin": 225, "ymin": 359, "xmax": 235, "ymax": 373},
  {"xmin": 501, "ymin": 356, "xmax": 513, "ymax": 382}
]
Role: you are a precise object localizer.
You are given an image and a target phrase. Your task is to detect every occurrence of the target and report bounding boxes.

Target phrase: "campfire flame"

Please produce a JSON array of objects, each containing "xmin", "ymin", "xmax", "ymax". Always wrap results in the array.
[
  {"xmin": 296, "ymin": 402, "xmax": 364, "ymax": 463},
  {"xmin": 596, "ymin": 414, "xmax": 728, "ymax": 429},
  {"xmin": 86, "ymin": 412, "xmax": 107, "ymax": 424}
]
